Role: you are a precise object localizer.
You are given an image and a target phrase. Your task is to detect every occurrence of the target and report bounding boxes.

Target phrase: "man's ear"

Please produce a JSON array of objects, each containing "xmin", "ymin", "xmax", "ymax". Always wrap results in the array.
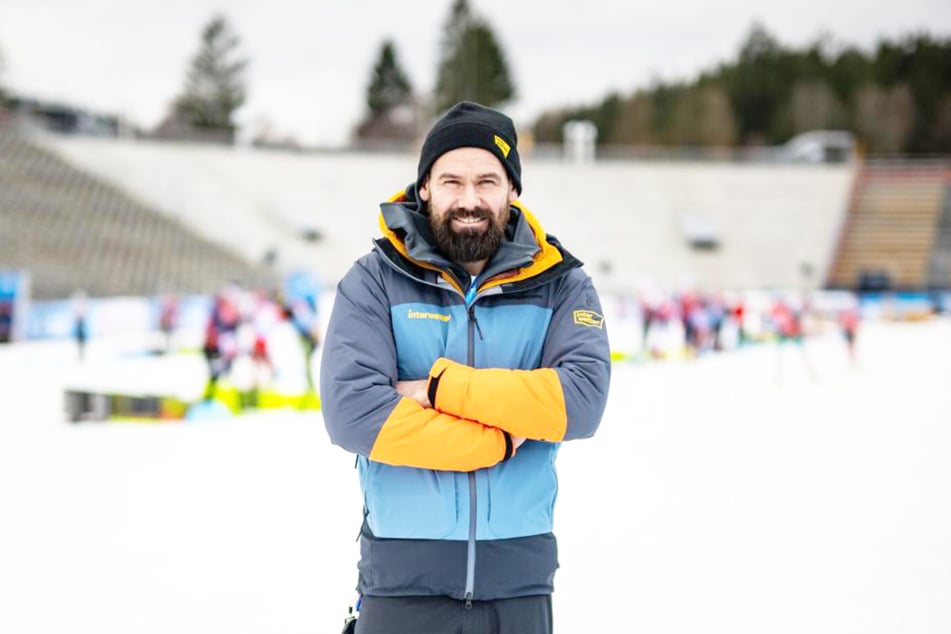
[
  {"xmin": 419, "ymin": 178, "xmax": 430, "ymax": 202},
  {"xmin": 507, "ymin": 182, "xmax": 518, "ymax": 204}
]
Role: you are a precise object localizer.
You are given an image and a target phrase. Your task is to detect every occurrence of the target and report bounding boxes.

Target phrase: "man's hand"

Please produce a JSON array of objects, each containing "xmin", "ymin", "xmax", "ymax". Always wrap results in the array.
[{"xmin": 396, "ymin": 379, "xmax": 431, "ymax": 408}]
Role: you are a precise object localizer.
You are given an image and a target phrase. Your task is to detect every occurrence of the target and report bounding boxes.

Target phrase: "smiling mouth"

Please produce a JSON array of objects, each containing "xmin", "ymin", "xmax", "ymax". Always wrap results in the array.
[{"xmin": 452, "ymin": 216, "xmax": 488, "ymax": 225}]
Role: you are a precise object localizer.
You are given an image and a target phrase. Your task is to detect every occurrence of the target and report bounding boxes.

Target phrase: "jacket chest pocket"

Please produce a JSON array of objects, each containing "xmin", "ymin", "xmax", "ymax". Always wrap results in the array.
[
  {"xmin": 470, "ymin": 304, "xmax": 552, "ymax": 369},
  {"xmin": 392, "ymin": 303, "xmax": 468, "ymax": 378}
]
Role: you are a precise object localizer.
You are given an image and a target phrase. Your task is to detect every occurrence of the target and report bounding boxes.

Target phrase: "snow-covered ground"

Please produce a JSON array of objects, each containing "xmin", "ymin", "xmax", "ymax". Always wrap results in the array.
[{"xmin": 1, "ymin": 318, "xmax": 950, "ymax": 633}]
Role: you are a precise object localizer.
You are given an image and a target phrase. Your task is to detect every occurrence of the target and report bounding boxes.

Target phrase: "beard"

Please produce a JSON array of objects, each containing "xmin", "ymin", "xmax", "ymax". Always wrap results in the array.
[{"xmin": 430, "ymin": 205, "xmax": 510, "ymax": 265}]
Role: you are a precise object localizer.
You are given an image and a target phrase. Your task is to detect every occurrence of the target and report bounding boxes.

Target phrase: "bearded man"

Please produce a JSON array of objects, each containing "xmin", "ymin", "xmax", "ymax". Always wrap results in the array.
[{"xmin": 320, "ymin": 101, "xmax": 611, "ymax": 634}]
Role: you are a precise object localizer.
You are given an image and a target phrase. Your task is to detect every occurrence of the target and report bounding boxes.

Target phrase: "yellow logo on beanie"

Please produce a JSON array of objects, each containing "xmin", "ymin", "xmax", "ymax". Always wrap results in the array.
[{"xmin": 494, "ymin": 135, "xmax": 511, "ymax": 158}]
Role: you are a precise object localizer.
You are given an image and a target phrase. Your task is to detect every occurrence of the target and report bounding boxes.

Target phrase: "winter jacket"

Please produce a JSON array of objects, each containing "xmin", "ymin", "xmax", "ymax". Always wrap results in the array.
[{"xmin": 320, "ymin": 185, "xmax": 611, "ymax": 602}]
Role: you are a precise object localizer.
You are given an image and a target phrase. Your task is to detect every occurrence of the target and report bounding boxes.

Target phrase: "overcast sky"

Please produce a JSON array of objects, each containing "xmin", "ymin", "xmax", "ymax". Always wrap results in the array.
[{"xmin": 1, "ymin": 0, "xmax": 948, "ymax": 147}]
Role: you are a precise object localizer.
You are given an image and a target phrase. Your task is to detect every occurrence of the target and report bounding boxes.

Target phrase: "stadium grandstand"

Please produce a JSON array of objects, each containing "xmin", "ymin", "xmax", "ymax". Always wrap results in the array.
[
  {"xmin": 3, "ymin": 110, "xmax": 950, "ymax": 303},
  {"xmin": 0, "ymin": 125, "xmax": 276, "ymax": 299},
  {"xmin": 827, "ymin": 160, "xmax": 951, "ymax": 292},
  {"xmin": 30, "ymin": 133, "xmax": 856, "ymax": 296}
]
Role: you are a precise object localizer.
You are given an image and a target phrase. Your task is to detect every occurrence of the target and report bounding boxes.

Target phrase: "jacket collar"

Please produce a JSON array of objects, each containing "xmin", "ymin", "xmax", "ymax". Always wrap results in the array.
[{"xmin": 377, "ymin": 185, "xmax": 565, "ymax": 295}]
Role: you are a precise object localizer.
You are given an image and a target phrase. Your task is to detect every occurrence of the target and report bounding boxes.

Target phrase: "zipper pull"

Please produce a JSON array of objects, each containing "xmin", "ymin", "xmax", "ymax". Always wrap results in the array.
[
  {"xmin": 465, "ymin": 278, "xmax": 478, "ymax": 304},
  {"xmin": 467, "ymin": 306, "xmax": 484, "ymax": 340},
  {"xmin": 464, "ymin": 592, "xmax": 473, "ymax": 610}
]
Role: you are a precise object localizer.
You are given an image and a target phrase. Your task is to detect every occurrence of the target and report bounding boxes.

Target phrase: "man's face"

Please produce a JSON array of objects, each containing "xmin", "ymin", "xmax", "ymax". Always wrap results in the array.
[{"xmin": 419, "ymin": 147, "xmax": 518, "ymax": 265}]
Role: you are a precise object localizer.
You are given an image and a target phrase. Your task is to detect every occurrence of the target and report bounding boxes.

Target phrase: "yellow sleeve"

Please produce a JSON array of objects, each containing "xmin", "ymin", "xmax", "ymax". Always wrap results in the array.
[
  {"xmin": 426, "ymin": 357, "xmax": 567, "ymax": 442},
  {"xmin": 369, "ymin": 397, "xmax": 516, "ymax": 471}
]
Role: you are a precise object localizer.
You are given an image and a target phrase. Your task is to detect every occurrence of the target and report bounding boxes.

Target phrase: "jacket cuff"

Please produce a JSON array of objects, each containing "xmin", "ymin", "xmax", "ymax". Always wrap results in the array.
[
  {"xmin": 501, "ymin": 432, "xmax": 518, "ymax": 461},
  {"xmin": 427, "ymin": 357, "xmax": 471, "ymax": 415}
]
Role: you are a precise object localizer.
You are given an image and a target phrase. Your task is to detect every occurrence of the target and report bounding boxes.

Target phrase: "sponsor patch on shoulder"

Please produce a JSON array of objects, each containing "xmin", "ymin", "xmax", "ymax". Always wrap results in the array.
[{"xmin": 573, "ymin": 309, "xmax": 604, "ymax": 329}]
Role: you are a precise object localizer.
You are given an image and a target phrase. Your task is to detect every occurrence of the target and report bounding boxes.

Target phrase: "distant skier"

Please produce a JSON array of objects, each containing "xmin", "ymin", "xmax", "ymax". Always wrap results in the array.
[
  {"xmin": 202, "ymin": 290, "xmax": 240, "ymax": 400},
  {"xmin": 0, "ymin": 300, "xmax": 12, "ymax": 344},
  {"xmin": 839, "ymin": 305, "xmax": 860, "ymax": 364},
  {"xmin": 73, "ymin": 291, "xmax": 88, "ymax": 361},
  {"xmin": 770, "ymin": 295, "xmax": 817, "ymax": 384},
  {"xmin": 158, "ymin": 294, "xmax": 179, "ymax": 354}
]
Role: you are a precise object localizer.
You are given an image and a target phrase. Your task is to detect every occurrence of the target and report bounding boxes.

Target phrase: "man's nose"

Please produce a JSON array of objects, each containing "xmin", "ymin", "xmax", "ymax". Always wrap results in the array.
[{"xmin": 458, "ymin": 183, "xmax": 479, "ymax": 209}]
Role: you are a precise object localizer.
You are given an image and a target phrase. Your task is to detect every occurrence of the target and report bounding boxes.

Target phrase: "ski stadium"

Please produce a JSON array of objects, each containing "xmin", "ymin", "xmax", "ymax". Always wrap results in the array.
[{"xmin": 2, "ymin": 124, "xmax": 951, "ymax": 633}]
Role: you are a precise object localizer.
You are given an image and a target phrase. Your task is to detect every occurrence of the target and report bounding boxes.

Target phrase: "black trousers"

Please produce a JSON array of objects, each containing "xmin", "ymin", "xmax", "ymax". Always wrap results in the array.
[{"xmin": 354, "ymin": 594, "xmax": 553, "ymax": 634}]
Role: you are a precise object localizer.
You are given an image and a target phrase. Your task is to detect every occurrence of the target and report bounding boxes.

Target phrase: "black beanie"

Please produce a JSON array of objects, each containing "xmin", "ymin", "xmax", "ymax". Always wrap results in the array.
[{"xmin": 416, "ymin": 101, "xmax": 522, "ymax": 196}]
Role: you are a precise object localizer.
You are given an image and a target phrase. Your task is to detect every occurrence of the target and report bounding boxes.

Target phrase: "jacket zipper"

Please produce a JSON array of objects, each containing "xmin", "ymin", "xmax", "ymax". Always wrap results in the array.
[
  {"xmin": 377, "ymin": 246, "xmax": 485, "ymax": 608},
  {"xmin": 464, "ymin": 289, "xmax": 480, "ymax": 610}
]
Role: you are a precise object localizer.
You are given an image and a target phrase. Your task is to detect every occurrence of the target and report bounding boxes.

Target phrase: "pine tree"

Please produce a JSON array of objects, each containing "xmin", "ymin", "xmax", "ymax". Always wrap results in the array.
[
  {"xmin": 434, "ymin": 0, "xmax": 515, "ymax": 112},
  {"xmin": 172, "ymin": 14, "xmax": 248, "ymax": 132},
  {"xmin": 366, "ymin": 40, "xmax": 413, "ymax": 118},
  {"xmin": 721, "ymin": 23, "xmax": 791, "ymax": 144},
  {"xmin": 854, "ymin": 83, "xmax": 915, "ymax": 153},
  {"xmin": 667, "ymin": 85, "xmax": 737, "ymax": 146},
  {"xmin": 787, "ymin": 81, "xmax": 847, "ymax": 134},
  {"xmin": 354, "ymin": 40, "xmax": 417, "ymax": 142},
  {"xmin": 612, "ymin": 92, "xmax": 655, "ymax": 146},
  {"xmin": 533, "ymin": 26, "xmax": 951, "ymax": 154}
]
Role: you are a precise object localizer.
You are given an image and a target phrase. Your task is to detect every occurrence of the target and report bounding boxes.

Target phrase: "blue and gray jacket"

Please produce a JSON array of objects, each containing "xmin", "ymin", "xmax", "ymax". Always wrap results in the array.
[{"xmin": 320, "ymin": 185, "xmax": 611, "ymax": 602}]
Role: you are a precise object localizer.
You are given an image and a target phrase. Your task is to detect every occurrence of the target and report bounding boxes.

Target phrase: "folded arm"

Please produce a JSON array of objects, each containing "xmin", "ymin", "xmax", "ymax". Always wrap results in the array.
[
  {"xmin": 425, "ymin": 271, "xmax": 611, "ymax": 441},
  {"xmin": 320, "ymin": 260, "xmax": 516, "ymax": 471}
]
